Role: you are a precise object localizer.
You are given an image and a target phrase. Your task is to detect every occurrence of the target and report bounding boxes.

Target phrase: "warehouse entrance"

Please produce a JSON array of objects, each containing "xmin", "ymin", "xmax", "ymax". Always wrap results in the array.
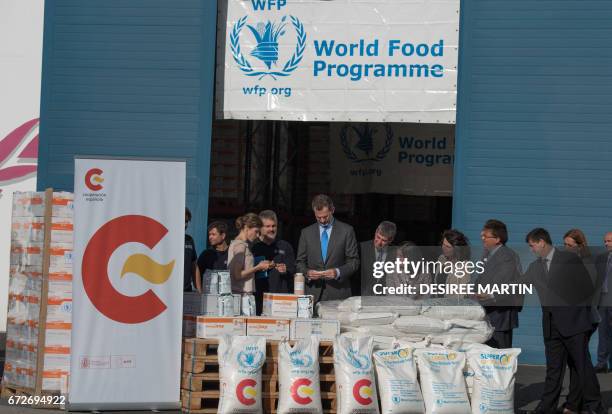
[{"xmin": 205, "ymin": 120, "xmax": 453, "ymax": 249}]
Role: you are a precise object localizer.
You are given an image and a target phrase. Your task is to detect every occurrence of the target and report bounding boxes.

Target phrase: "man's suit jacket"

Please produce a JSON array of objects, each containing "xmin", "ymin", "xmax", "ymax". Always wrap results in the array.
[
  {"xmin": 359, "ymin": 240, "xmax": 397, "ymax": 296},
  {"xmin": 478, "ymin": 245, "xmax": 522, "ymax": 331},
  {"xmin": 524, "ymin": 249, "xmax": 595, "ymax": 338},
  {"xmin": 296, "ymin": 219, "xmax": 359, "ymax": 302},
  {"xmin": 595, "ymin": 252, "xmax": 611, "ymax": 306}
]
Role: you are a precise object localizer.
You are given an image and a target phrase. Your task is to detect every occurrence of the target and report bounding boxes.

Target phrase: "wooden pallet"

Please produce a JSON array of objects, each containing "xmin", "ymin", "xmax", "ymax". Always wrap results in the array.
[
  {"xmin": 181, "ymin": 337, "xmax": 338, "ymax": 413},
  {"xmin": 183, "ymin": 338, "xmax": 334, "ymax": 358}
]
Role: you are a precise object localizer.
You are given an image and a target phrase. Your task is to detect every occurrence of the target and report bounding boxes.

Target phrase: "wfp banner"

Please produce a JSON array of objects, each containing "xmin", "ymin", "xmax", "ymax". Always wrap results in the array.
[
  {"xmin": 217, "ymin": 0, "xmax": 460, "ymax": 123},
  {"xmin": 330, "ymin": 123, "xmax": 454, "ymax": 195},
  {"xmin": 70, "ymin": 158, "xmax": 185, "ymax": 410}
]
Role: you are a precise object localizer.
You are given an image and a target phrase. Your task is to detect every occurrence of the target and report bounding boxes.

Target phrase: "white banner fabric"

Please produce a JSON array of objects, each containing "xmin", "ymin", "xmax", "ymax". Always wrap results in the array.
[
  {"xmin": 330, "ymin": 123, "xmax": 454, "ymax": 195},
  {"xmin": 217, "ymin": 0, "xmax": 460, "ymax": 123},
  {"xmin": 0, "ymin": 0, "xmax": 44, "ymax": 331},
  {"xmin": 70, "ymin": 158, "xmax": 185, "ymax": 410}
]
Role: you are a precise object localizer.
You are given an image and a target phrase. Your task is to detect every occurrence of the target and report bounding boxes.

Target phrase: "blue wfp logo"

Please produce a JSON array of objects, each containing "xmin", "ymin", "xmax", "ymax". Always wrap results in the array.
[
  {"xmin": 230, "ymin": 0, "xmax": 306, "ymax": 81},
  {"xmin": 340, "ymin": 124, "xmax": 393, "ymax": 163}
]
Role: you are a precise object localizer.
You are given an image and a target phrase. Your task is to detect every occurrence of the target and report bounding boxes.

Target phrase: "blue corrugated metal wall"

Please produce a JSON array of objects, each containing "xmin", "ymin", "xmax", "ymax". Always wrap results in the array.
[
  {"xmin": 36, "ymin": 0, "xmax": 217, "ymax": 250},
  {"xmin": 454, "ymin": 0, "xmax": 612, "ymax": 364}
]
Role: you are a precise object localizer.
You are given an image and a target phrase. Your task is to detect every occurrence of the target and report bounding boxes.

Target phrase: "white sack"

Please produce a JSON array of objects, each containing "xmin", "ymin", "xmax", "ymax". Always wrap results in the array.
[
  {"xmin": 218, "ymin": 336, "xmax": 266, "ymax": 414},
  {"xmin": 278, "ymin": 338, "xmax": 323, "ymax": 414},
  {"xmin": 374, "ymin": 346, "xmax": 425, "ymax": 414},
  {"xmin": 334, "ymin": 335, "xmax": 380, "ymax": 414},
  {"xmin": 415, "ymin": 349, "xmax": 471, "ymax": 414}
]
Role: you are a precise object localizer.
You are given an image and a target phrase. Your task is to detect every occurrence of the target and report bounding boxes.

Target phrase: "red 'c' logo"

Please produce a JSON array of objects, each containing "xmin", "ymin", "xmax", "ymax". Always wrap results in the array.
[
  {"xmin": 85, "ymin": 168, "xmax": 104, "ymax": 191},
  {"xmin": 82, "ymin": 215, "xmax": 175, "ymax": 324},
  {"xmin": 291, "ymin": 378, "xmax": 314, "ymax": 405},
  {"xmin": 236, "ymin": 379, "xmax": 257, "ymax": 406},
  {"xmin": 353, "ymin": 379, "xmax": 373, "ymax": 406}
]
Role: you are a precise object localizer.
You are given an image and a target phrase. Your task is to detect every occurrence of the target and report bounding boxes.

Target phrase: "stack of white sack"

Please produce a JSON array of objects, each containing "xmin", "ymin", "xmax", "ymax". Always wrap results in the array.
[
  {"xmin": 316, "ymin": 298, "xmax": 398, "ymax": 327},
  {"xmin": 337, "ymin": 296, "xmax": 421, "ymax": 316},
  {"xmin": 393, "ymin": 316, "xmax": 493, "ymax": 345},
  {"xmin": 419, "ymin": 297, "xmax": 486, "ymax": 320},
  {"xmin": 316, "ymin": 296, "xmax": 493, "ymax": 345},
  {"xmin": 416, "ymin": 298, "xmax": 493, "ymax": 344},
  {"xmin": 316, "ymin": 298, "xmax": 399, "ymax": 349}
]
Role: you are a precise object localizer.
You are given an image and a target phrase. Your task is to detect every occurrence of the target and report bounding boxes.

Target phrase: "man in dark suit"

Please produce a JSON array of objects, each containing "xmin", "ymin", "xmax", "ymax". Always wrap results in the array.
[
  {"xmin": 357, "ymin": 221, "xmax": 397, "ymax": 297},
  {"xmin": 524, "ymin": 228, "xmax": 603, "ymax": 414},
  {"xmin": 296, "ymin": 194, "xmax": 359, "ymax": 302},
  {"xmin": 595, "ymin": 231, "xmax": 612, "ymax": 372},
  {"xmin": 476, "ymin": 219, "xmax": 522, "ymax": 349}
]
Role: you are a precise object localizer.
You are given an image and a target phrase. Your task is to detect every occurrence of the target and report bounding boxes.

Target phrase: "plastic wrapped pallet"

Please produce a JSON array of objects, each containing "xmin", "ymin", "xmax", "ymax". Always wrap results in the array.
[{"xmin": 2, "ymin": 191, "xmax": 73, "ymax": 393}]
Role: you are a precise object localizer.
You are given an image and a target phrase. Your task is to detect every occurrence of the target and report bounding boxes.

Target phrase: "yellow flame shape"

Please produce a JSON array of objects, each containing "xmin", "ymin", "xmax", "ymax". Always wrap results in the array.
[
  {"xmin": 362, "ymin": 386, "xmax": 372, "ymax": 397},
  {"xmin": 300, "ymin": 386, "xmax": 314, "ymax": 396},
  {"xmin": 93, "ymin": 176, "xmax": 104, "ymax": 183},
  {"xmin": 244, "ymin": 387, "xmax": 257, "ymax": 397},
  {"xmin": 121, "ymin": 254, "xmax": 174, "ymax": 284}
]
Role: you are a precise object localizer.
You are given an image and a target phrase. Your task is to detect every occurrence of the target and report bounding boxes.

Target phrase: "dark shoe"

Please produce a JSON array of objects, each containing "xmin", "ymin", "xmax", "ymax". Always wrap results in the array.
[{"xmin": 594, "ymin": 365, "xmax": 608, "ymax": 373}]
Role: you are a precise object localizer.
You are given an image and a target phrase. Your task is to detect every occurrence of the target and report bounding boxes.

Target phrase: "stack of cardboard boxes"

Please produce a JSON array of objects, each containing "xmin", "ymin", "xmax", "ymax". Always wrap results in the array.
[
  {"xmin": 3, "ymin": 191, "xmax": 73, "ymax": 393},
  {"xmin": 194, "ymin": 293, "xmax": 340, "ymax": 341}
]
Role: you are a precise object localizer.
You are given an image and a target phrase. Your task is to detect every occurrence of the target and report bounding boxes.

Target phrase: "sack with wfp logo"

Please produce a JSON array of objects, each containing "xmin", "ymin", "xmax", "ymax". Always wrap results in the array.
[
  {"xmin": 467, "ymin": 348, "xmax": 521, "ymax": 414},
  {"xmin": 444, "ymin": 341, "xmax": 495, "ymax": 396},
  {"xmin": 334, "ymin": 335, "xmax": 380, "ymax": 414},
  {"xmin": 277, "ymin": 338, "xmax": 323, "ymax": 414},
  {"xmin": 415, "ymin": 349, "xmax": 471, "ymax": 414},
  {"xmin": 218, "ymin": 335, "xmax": 266, "ymax": 414},
  {"xmin": 374, "ymin": 346, "xmax": 425, "ymax": 414}
]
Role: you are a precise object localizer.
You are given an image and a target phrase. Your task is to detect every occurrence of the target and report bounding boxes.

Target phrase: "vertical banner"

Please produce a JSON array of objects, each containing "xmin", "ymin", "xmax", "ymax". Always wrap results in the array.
[{"xmin": 70, "ymin": 158, "xmax": 185, "ymax": 410}]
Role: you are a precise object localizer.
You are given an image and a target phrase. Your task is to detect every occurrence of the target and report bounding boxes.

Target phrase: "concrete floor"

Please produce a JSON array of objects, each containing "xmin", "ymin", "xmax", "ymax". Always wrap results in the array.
[{"xmin": 1, "ymin": 365, "xmax": 612, "ymax": 413}]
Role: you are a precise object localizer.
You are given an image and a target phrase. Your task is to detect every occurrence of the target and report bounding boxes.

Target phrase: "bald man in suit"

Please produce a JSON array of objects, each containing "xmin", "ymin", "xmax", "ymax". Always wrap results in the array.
[{"xmin": 296, "ymin": 194, "xmax": 359, "ymax": 302}]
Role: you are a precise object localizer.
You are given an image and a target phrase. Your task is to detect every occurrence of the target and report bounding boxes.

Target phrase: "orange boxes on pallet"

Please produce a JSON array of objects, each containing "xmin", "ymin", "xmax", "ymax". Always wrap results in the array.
[{"xmin": 2, "ymin": 190, "xmax": 73, "ymax": 396}]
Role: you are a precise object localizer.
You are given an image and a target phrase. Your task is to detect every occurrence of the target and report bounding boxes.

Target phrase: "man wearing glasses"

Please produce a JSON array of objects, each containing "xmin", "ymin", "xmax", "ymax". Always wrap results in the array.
[{"xmin": 476, "ymin": 219, "xmax": 522, "ymax": 348}]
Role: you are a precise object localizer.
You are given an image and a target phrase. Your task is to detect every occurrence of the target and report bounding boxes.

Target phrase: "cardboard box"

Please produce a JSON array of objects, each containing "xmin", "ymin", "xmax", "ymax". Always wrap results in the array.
[
  {"xmin": 246, "ymin": 317, "xmax": 291, "ymax": 340},
  {"xmin": 46, "ymin": 298, "xmax": 72, "ymax": 324},
  {"xmin": 49, "ymin": 243, "xmax": 73, "ymax": 271},
  {"xmin": 12, "ymin": 192, "xmax": 73, "ymax": 218},
  {"xmin": 262, "ymin": 293, "xmax": 314, "ymax": 318},
  {"xmin": 196, "ymin": 316, "xmax": 246, "ymax": 339},
  {"xmin": 183, "ymin": 293, "xmax": 240, "ymax": 316},
  {"xmin": 290, "ymin": 319, "xmax": 340, "ymax": 341},
  {"xmin": 11, "ymin": 217, "xmax": 74, "ymax": 244},
  {"xmin": 183, "ymin": 315, "xmax": 196, "ymax": 337}
]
